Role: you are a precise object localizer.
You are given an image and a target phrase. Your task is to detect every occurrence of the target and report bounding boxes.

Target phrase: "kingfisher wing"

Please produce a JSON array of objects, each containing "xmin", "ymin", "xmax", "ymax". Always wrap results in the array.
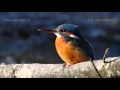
[{"xmin": 64, "ymin": 36, "xmax": 95, "ymax": 60}]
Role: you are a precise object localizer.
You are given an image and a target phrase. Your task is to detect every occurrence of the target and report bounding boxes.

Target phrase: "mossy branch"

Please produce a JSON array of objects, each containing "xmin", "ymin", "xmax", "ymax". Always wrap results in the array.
[{"xmin": 0, "ymin": 57, "xmax": 120, "ymax": 78}]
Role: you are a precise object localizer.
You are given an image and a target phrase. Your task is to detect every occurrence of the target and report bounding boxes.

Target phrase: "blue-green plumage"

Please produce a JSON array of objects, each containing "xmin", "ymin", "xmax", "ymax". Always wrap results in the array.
[
  {"xmin": 57, "ymin": 24, "xmax": 79, "ymax": 31},
  {"xmin": 38, "ymin": 23, "xmax": 95, "ymax": 62},
  {"xmin": 57, "ymin": 24, "xmax": 95, "ymax": 60},
  {"xmin": 38, "ymin": 23, "xmax": 101, "ymax": 77}
]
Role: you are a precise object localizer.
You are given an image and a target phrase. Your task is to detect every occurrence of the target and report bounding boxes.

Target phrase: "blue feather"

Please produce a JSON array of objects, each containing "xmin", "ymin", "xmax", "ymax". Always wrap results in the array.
[{"xmin": 57, "ymin": 24, "xmax": 79, "ymax": 33}]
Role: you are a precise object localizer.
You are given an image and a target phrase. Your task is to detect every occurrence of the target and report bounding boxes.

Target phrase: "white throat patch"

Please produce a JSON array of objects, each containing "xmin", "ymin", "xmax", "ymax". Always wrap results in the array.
[
  {"xmin": 54, "ymin": 33, "xmax": 61, "ymax": 38},
  {"xmin": 54, "ymin": 33, "xmax": 80, "ymax": 39}
]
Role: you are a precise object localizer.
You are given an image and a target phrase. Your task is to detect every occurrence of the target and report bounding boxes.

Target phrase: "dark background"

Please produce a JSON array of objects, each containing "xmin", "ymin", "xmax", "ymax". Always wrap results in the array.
[{"xmin": 0, "ymin": 12, "xmax": 120, "ymax": 64}]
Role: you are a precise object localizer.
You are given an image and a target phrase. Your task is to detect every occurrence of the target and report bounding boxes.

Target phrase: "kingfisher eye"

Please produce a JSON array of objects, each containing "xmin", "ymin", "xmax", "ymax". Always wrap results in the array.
[
  {"xmin": 56, "ymin": 28, "xmax": 66, "ymax": 33},
  {"xmin": 61, "ymin": 29, "xmax": 66, "ymax": 32}
]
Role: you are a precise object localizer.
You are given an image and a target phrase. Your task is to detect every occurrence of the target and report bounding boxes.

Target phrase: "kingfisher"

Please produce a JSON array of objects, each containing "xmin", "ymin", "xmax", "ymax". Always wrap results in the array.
[{"xmin": 38, "ymin": 24, "xmax": 95, "ymax": 66}]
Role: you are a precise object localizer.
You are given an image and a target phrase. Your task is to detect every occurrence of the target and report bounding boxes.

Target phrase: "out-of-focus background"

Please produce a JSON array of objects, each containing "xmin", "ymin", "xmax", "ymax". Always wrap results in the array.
[{"xmin": 0, "ymin": 12, "xmax": 120, "ymax": 64}]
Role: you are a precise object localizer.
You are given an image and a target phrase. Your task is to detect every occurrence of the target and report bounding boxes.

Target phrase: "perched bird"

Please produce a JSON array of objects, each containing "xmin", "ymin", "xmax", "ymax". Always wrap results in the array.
[{"xmin": 38, "ymin": 24, "xmax": 95, "ymax": 66}]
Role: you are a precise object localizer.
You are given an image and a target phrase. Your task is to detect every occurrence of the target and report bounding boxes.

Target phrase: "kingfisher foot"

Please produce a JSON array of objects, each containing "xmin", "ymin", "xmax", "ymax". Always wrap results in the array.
[
  {"xmin": 63, "ymin": 63, "xmax": 73, "ymax": 68},
  {"xmin": 63, "ymin": 63, "xmax": 67, "ymax": 67}
]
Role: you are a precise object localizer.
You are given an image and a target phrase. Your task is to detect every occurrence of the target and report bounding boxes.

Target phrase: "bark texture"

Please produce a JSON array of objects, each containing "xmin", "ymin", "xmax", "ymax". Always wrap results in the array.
[{"xmin": 0, "ymin": 57, "xmax": 120, "ymax": 78}]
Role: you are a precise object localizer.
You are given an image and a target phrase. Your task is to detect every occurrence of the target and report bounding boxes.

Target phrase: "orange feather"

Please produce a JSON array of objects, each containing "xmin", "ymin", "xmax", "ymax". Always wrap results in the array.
[{"xmin": 55, "ymin": 36, "xmax": 90, "ymax": 65}]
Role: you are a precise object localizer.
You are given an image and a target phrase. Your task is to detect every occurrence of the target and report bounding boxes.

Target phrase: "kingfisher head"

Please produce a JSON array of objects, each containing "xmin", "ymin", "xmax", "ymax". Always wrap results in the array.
[{"xmin": 38, "ymin": 24, "xmax": 80, "ymax": 39}]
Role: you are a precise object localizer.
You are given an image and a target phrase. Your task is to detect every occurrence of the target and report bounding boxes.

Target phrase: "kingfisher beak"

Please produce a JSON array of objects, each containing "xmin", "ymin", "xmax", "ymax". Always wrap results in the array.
[{"xmin": 38, "ymin": 29, "xmax": 56, "ymax": 34}]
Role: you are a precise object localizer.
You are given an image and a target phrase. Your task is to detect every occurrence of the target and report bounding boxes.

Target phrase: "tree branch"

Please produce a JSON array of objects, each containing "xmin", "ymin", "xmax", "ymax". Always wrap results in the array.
[{"xmin": 0, "ymin": 57, "xmax": 120, "ymax": 78}]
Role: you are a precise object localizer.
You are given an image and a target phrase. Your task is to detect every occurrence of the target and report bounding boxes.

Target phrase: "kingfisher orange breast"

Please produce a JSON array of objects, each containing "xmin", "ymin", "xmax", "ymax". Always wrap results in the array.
[{"xmin": 55, "ymin": 36, "xmax": 90, "ymax": 65}]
